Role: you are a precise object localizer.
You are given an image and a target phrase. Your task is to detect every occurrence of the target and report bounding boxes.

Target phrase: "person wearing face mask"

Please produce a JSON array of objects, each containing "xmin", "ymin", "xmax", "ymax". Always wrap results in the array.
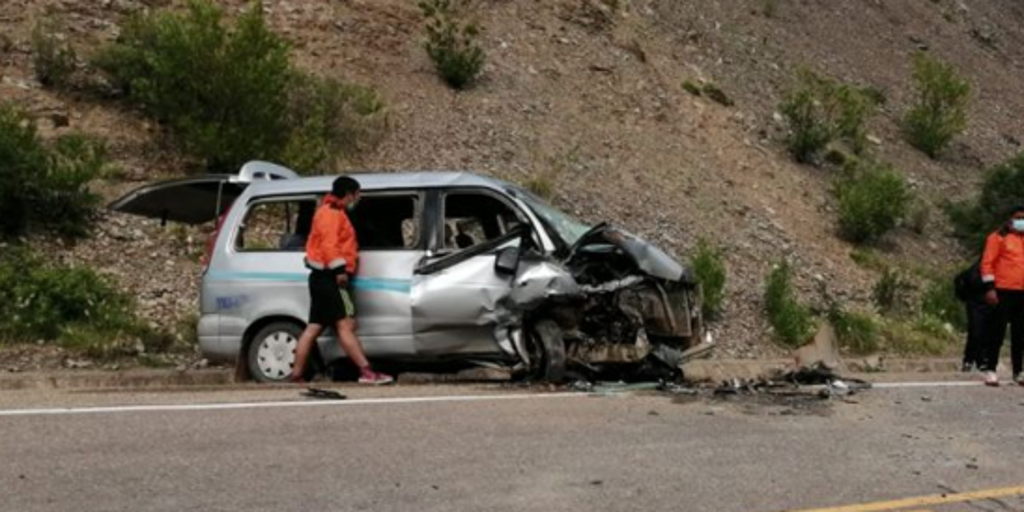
[
  {"xmin": 979, "ymin": 205, "xmax": 1024, "ymax": 387},
  {"xmin": 290, "ymin": 176, "xmax": 394, "ymax": 385}
]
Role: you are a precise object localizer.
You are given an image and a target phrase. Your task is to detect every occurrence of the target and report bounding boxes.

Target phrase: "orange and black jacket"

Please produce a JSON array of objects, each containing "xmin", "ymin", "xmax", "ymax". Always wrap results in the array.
[
  {"xmin": 305, "ymin": 196, "xmax": 358, "ymax": 275},
  {"xmin": 981, "ymin": 229, "xmax": 1024, "ymax": 291}
]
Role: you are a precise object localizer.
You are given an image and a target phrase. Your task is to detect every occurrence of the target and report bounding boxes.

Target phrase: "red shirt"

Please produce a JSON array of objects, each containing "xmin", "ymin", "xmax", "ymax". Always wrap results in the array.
[
  {"xmin": 305, "ymin": 196, "xmax": 358, "ymax": 274},
  {"xmin": 981, "ymin": 230, "xmax": 1024, "ymax": 291}
]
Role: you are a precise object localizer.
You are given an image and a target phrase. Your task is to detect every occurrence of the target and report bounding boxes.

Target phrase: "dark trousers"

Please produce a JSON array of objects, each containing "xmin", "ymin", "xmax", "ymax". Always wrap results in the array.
[
  {"xmin": 983, "ymin": 289, "xmax": 1024, "ymax": 375},
  {"xmin": 964, "ymin": 301, "xmax": 993, "ymax": 367}
]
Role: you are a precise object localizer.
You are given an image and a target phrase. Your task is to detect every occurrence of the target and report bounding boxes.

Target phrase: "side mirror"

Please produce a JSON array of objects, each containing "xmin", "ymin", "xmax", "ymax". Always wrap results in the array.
[{"xmin": 494, "ymin": 246, "xmax": 521, "ymax": 276}]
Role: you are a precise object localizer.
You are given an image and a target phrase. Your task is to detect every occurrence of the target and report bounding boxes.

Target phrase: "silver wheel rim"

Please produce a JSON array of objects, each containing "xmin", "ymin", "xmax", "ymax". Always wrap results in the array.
[{"xmin": 255, "ymin": 331, "xmax": 297, "ymax": 381}]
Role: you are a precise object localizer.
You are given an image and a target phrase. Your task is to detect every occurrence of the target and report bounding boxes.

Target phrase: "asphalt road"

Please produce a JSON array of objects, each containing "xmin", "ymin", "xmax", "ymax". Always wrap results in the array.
[{"xmin": 2, "ymin": 380, "xmax": 1024, "ymax": 512}]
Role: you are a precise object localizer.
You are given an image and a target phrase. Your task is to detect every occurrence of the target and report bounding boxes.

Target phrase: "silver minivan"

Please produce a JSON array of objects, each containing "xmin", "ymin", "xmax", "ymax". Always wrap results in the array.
[{"xmin": 112, "ymin": 161, "xmax": 706, "ymax": 382}]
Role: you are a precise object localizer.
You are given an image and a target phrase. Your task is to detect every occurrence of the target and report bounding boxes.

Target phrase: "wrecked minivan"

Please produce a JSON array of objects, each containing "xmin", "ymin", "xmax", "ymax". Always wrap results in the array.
[{"xmin": 111, "ymin": 161, "xmax": 707, "ymax": 382}]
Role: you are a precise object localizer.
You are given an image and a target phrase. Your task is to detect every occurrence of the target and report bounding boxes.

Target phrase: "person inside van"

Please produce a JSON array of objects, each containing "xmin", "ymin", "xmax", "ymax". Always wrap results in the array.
[
  {"xmin": 979, "ymin": 205, "xmax": 1024, "ymax": 387},
  {"xmin": 290, "ymin": 176, "xmax": 394, "ymax": 385}
]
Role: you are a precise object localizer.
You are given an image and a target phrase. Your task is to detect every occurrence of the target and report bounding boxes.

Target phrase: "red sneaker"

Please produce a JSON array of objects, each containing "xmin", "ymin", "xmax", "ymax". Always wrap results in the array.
[{"xmin": 358, "ymin": 369, "xmax": 395, "ymax": 386}]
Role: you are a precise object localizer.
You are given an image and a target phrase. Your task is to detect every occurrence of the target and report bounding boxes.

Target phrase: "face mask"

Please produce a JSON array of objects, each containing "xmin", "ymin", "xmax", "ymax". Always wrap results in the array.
[{"xmin": 1013, "ymin": 219, "xmax": 1024, "ymax": 232}]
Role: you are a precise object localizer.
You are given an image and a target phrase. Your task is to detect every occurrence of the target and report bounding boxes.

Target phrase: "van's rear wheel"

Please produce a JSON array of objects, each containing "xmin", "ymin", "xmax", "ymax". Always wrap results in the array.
[
  {"xmin": 247, "ymin": 322, "xmax": 304, "ymax": 383},
  {"xmin": 525, "ymin": 319, "xmax": 566, "ymax": 383}
]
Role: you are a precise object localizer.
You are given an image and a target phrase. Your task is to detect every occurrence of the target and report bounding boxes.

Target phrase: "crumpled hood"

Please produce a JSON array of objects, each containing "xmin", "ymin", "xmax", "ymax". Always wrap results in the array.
[{"xmin": 569, "ymin": 224, "xmax": 691, "ymax": 282}]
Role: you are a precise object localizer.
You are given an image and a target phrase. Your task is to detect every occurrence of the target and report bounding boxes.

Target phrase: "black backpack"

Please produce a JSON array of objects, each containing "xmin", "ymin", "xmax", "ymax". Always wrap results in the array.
[{"xmin": 953, "ymin": 261, "xmax": 982, "ymax": 302}]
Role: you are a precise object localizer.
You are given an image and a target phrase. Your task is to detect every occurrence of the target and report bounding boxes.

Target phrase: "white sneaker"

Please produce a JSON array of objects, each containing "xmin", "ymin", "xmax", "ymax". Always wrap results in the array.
[
  {"xmin": 984, "ymin": 371, "xmax": 1000, "ymax": 387},
  {"xmin": 1014, "ymin": 373, "xmax": 1024, "ymax": 387}
]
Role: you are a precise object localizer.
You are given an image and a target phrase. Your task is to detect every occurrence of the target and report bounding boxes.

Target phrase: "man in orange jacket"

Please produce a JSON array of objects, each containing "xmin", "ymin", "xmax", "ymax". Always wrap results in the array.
[
  {"xmin": 290, "ymin": 176, "xmax": 393, "ymax": 385},
  {"xmin": 979, "ymin": 205, "xmax": 1024, "ymax": 387}
]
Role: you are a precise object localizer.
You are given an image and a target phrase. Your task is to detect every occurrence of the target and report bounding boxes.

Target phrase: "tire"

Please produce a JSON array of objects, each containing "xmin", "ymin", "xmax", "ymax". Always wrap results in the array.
[
  {"xmin": 247, "ymin": 322, "xmax": 306, "ymax": 383},
  {"xmin": 526, "ymin": 319, "xmax": 567, "ymax": 383}
]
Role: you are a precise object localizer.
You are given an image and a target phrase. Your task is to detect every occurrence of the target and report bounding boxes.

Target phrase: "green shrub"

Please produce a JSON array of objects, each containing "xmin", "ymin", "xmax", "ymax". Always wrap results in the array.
[
  {"xmin": 921, "ymin": 273, "xmax": 967, "ymax": 331},
  {"xmin": 524, "ymin": 174, "xmax": 555, "ymax": 199},
  {"xmin": 779, "ymin": 70, "xmax": 877, "ymax": 163},
  {"xmin": 701, "ymin": 83, "xmax": 734, "ymax": 107},
  {"xmin": 419, "ymin": 0, "xmax": 485, "ymax": 90},
  {"xmin": 94, "ymin": 0, "xmax": 384, "ymax": 173},
  {"xmin": 872, "ymin": 268, "xmax": 916, "ymax": 316},
  {"xmin": 0, "ymin": 249, "xmax": 140, "ymax": 351},
  {"xmin": 764, "ymin": 261, "xmax": 815, "ymax": 347},
  {"xmin": 682, "ymin": 80, "xmax": 702, "ymax": 96},
  {"xmin": 689, "ymin": 239, "xmax": 727, "ymax": 319},
  {"xmin": 881, "ymin": 317, "xmax": 955, "ymax": 356},
  {"xmin": 0, "ymin": 104, "xmax": 104, "ymax": 240},
  {"xmin": 906, "ymin": 199, "xmax": 931, "ymax": 234},
  {"xmin": 828, "ymin": 307, "xmax": 881, "ymax": 355},
  {"xmin": 280, "ymin": 73, "xmax": 387, "ymax": 173},
  {"xmin": 95, "ymin": 0, "xmax": 292, "ymax": 172},
  {"xmin": 31, "ymin": 20, "xmax": 77, "ymax": 88},
  {"xmin": 947, "ymin": 153, "xmax": 1024, "ymax": 252},
  {"xmin": 903, "ymin": 52, "xmax": 970, "ymax": 158},
  {"xmin": 834, "ymin": 162, "xmax": 912, "ymax": 244}
]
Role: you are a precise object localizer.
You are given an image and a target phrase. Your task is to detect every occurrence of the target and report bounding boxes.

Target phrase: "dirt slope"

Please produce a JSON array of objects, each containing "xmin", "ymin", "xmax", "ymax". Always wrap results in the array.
[{"xmin": 2, "ymin": 0, "xmax": 1023, "ymax": 359}]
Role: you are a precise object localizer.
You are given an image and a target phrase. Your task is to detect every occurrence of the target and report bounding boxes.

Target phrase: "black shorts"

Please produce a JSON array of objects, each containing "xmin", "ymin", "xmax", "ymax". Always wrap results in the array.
[{"xmin": 308, "ymin": 271, "xmax": 355, "ymax": 326}]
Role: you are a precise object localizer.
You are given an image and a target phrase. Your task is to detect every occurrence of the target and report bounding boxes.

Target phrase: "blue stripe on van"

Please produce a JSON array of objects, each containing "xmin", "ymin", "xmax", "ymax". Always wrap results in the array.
[{"xmin": 205, "ymin": 271, "xmax": 412, "ymax": 293}]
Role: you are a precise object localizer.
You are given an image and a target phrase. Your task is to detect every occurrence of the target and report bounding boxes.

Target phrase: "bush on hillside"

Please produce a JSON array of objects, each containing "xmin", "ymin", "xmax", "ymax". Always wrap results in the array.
[
  {"xmin": 689, "ymin": 239, "xmax": 727, "ymax": 319},
  {"xmin": 921, "ymin": 272, "xmax": 967, "ymax": 331},
  {"xmin": 31, "ymin": 20, "xmax": 77, "ymax": 88},
  {"xmin": 280, "ymin": 74, "xmax": 387, "ymax": 173},
  {"xmin": 94, "ymin": 0, "xmax": 385, "ymax": 173},
  {"xmin": 828, "ymin": 307, "xmax": 881, "ymax": 355},
  {"xmin": 834, "ymin": 162, "xmax": 912, "ymax": 244},
  {"xmin": 419, "ymin": 0, "xmax": 485, "ymax": 90},
  {"xmin": 764, "ymin": 261, "xmax": 815, "ymax": 347},
  {"xmin": 780, "ymin": 70, "xmax": 878, "ymax": 163},
  {"xmin": 94, "ymin": 1, "xmax": 291, "ymax": 172},
  {"xmin": 872, "ymin": 268, "xmax": 915, "ymax": 317},
  {"xmin": 903, "ymin": 52, "xmax": 970, "ymax": 159},
  {"xmin": 0, "ymin": 104, "xmax": 105, "ymax": 240},
  {"xmin": 0, "ymin": 248, "xmax": 157, "ymax": 356},
  {"xmin": 947, "ymin": 153, "xmax": 1024, "ymax": 252}
]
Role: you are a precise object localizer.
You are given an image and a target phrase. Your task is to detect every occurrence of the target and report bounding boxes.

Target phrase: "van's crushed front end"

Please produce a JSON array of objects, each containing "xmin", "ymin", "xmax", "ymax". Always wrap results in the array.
[{"xmin": 502, "ymin": 224, "xmax": 708, "ymax": 381}]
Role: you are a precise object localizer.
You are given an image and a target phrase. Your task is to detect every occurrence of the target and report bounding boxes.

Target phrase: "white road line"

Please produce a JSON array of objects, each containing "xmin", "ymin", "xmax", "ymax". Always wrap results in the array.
[
  {"xmin": 0, "ymin": 392, "xmax": 592, "ymax": 417},
  {"xmin": 871, "ymin": 381, "xmax": 982, "ymax": 389}
]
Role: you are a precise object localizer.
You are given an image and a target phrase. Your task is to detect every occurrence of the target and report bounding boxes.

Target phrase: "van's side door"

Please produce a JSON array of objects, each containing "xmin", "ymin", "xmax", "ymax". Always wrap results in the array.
[
  {"xmin": 343, "ymin": 191, "xmax": 426, "ymax": 358},
  {"xmin": 410, "ymin": 188, "xmax": 531, "ymax": 357}
]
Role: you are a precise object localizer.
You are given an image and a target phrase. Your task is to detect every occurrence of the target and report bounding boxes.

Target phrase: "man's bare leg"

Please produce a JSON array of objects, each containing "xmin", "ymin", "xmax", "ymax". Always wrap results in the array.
[
  {"xmin": 334, "ymin": 318, "xmax": 370, "ymax": 369},
  {"xmin": 290, "ymin": 323, "xmax": 324, "ymax": 381},
  {"xmin": 336, "ymin": 318, "xmax": 393, "ymax": 384}
]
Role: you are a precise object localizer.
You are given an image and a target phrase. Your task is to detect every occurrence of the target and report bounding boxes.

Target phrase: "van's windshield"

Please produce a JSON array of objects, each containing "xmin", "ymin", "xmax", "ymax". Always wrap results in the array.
[{"xmin": 507, "ymin": 186, "xmax": 592, "ymax": 252}]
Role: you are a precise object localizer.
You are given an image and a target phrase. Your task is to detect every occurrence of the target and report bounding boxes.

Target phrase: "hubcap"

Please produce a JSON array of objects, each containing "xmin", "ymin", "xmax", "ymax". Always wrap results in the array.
[{"xmin": 256, "ymin": 331, "xmax": 297, "ymax": 381}]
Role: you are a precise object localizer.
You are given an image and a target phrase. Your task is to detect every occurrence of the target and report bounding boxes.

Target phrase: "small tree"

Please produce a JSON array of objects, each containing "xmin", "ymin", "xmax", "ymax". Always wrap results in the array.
[
  {"xmin": 779, "ymin": 70, "xmax": 877, "ymax": 163},
  {"xmin": 903, "ymin": 52, "xmax": 970, "ymax": 158},
  {"xmin": 948, "ymin": 153, "xmax": 1024, "ymax": 251},
  {"xmin": 689, "ymin": 239, "xmax": 727, "ymax": 319},
  {"xmin": 419, "ymin": 0, "xmax": 485, "ymax": 90},
  {"xmin": 0, "ymin": 104, "xmax": 105, "ymax": 240},
  {"xmin": 31, "ymin": 20, "xmax": 77, "ymax": 88},
  {"xmin": 834, "ymin": 162, "xmax": 913, "ymax": 244},
  {"xmin": 764, "ymin": 261, "xmax": 815, "ymax": 347},
  {"xmin": 94, "ymin": 0, "xmax": 292, "ymax": 172}
]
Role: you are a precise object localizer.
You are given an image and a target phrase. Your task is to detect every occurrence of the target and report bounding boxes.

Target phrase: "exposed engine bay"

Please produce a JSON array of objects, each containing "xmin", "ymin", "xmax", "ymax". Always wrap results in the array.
[{"xmin": 505, "ymin": 225, "xmax": 707, "ymax": 381}]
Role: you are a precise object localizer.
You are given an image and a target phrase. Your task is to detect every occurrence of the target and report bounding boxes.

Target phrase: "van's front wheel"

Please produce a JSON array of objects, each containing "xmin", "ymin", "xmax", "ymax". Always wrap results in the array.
[
  {"xmin": 247, "ymin": 322, "xmax": 304, "ymax": 383},
  {"xmin": 525, "ymin": 319, "xmax": 567, "ymax": 383}
]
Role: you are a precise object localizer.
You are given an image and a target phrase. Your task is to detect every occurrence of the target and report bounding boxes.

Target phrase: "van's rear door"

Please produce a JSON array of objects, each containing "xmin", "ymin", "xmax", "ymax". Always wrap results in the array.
[
  {"xmin": 108, "ymin": 161, "xmax": 299, "ymax": 225},
  {"xmin": 109, "ymin": 175, "xmax": 245, "ymax": 225}
]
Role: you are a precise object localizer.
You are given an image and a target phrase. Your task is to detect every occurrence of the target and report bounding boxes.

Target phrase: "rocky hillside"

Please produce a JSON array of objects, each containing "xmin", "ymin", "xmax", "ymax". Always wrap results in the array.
[{"xmin": 3, "ymin": 0, "xmax": 1024, "ymax": 359}]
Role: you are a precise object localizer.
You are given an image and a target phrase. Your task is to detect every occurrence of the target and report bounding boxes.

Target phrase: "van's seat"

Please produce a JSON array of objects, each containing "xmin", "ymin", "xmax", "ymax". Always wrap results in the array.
[{"xmin": 279, "ymin": 233, "xmax": 307, "ymax": 250}]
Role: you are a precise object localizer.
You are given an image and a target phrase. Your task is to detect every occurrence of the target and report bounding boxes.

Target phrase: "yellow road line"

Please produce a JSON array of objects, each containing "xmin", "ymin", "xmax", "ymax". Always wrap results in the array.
[{"xmin": 789, "ymin": 484, "xmax": 1024, "ymax": 512}]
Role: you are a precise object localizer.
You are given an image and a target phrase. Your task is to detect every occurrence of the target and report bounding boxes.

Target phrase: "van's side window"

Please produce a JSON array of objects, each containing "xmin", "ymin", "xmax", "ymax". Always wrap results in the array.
[
  {"xmin": 348, "ymin": 194, "xmax": 421, "ymax": 250},
  {"xmin": 236, "ymin": 199, "xmax": 317, "ymax": 252},
  {"xmin": 442, "ymin": 192, "xmax": 523, "ymax": 250}
]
